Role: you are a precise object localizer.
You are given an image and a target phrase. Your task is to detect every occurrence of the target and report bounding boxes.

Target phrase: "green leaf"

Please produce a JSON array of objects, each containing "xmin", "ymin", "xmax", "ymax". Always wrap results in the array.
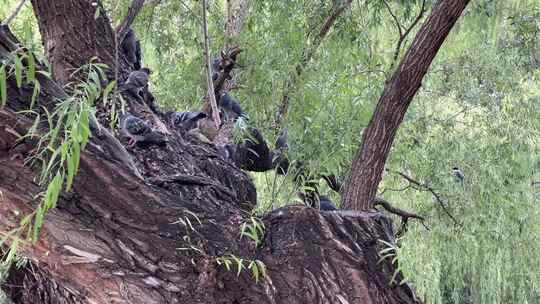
[
  {"xmin": 32, "ymin": 206, "xmax": 45, "ymax": 243},
  {"xmin": 0, "ymin": 65, "xmax": 6, "ymax": 106},
  {"xmin": 235, "ymin": 258, "xmax": 244, "ymax": 277},
  {"xmin": 13, "ymin": 55, "xmax": 23, "ymax": 88},
  {"xmin": 30, "ymin": 79, "xmax": 41, "ymax": 109},
  {"xmin": 79, "ymin": 109, "xmax": 91, "ymax": 149},
  {"xmin": 103, "ymin": 80, "xmax": 116, "ymax": 105},
  {"xmin": 66, "ymin": 149, "xmax": 76, "ymax": 191},
  {"xmin": 250, "ymin": 261, "xmax": 260, "ymax": 283},
  {"xmin": 44, "ymin": 172, "xmax": 63, "ymax": 211},
  {"xmin": 27, "ymin": 53, "xmax": 36, "ymax": 83}
]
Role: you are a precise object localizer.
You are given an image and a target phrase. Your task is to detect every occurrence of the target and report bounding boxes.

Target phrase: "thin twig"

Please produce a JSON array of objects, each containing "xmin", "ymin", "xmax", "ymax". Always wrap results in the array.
[
  {"xmin": 1, "ymin": 0, "xmax": 27, "ymax": 26},
  {"xmin": 116, "ymin": 0, "xmax": 146, "ymax": 40},
  {"xmin": 381, "ymin": 0, "xmax": 402, "ymax": 36},
  {"xmin": 386, "ymin": 0, "xmax": 427, "ymax": 72},
  {"xmin": 388, "ymin": 169, "xmax": 460, "ymax": 226},
  {"xmin": 201, "ymin": 0, "xmax": 221, "ymax": 128}
]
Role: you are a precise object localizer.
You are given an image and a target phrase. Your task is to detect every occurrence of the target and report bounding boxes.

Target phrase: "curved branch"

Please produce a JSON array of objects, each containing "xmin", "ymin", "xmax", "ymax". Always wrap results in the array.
[
  {"xmin": 116, "ymin": 0, "xmax": 146, "ymax": 39},
  {"xmin": 388, "ymin": 170, "xmax": 459, "ymax": 226},
  {"xmin": 388, "ymin": 0, "xmax": 427, "ymax": 72},
  {"xmin": 1, "ymin": 0, "xmax": 28, "ymax": 26}
]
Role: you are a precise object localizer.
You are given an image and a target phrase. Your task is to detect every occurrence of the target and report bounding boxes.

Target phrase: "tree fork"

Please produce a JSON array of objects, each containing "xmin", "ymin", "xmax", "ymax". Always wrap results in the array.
[{"xmin": 342, "ymin": 0, "xmax": 471, "ymax": 211}]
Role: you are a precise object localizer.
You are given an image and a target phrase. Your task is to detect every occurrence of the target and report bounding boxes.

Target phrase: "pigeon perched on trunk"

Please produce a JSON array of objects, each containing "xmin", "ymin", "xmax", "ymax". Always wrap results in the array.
[
  {"xmin": 120, "ymin": 68, "xmax": 151, "ymax": 99},
  {"xmin": 121, "ymin": 28, "xmax": 142, "ymax": 70},
  {"xmin": 120, "ymin": 113, "xmax": 166, "ymax": 147},
  {"xmin": 218, "ymin": 93, "xmax": 246, "ymax": 121},
  {"xmin": 318, "ymin": 195, "xmax": 337, "ymax": 211},
  {"xmin": 212, "ymin": 58, "xmax": 221, "ymax": 81},
  {"xmin": 170, "ymin": 111, "xmax": 207, "ymax": 131}
]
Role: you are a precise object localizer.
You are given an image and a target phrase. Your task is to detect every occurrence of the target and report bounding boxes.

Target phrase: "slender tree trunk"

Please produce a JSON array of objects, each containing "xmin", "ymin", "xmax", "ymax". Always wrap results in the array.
[
  {"xmin": 225, "ymin": 0, "xmax": 249, "ymax": 41},
  {"xmin": 342, "ymin": 0, "xmax": 471, "ymax": 211}
]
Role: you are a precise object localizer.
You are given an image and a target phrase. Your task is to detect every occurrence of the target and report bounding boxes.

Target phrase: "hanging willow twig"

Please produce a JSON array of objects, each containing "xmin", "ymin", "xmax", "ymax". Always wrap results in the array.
[{"xmin": 202, "ymin": 0, "xmax": 221, "ymax": 128}]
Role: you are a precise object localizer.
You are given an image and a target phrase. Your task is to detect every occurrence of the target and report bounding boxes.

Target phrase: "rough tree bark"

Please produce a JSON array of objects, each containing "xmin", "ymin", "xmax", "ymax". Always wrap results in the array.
[
  {"xmin": 1, "ymin": 1, "xmax": 421, "ymax": 303},
  {"xmin": 342, "ymin": 0, "xmax": 471, "ymax": 211}
]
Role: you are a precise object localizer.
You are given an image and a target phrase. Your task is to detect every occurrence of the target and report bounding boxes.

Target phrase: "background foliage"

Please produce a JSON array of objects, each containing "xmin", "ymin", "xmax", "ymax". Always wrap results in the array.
[{"xmin": 1, "ymin": 0, "xmax": 539, "ymax": 303}]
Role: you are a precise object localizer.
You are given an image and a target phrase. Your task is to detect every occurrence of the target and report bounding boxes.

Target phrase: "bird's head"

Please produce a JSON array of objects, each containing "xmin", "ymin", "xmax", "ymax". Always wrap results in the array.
[
  {"xmin": 141, "ymin": 67, "xmax": 152, "ymax": 75},
  {"xmin": 452, "ymin": 167, "xmax": 459, "ymax": 171}
]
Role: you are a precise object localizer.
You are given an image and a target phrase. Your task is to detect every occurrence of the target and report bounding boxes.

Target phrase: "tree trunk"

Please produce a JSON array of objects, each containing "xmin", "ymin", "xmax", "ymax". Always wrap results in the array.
[
  {"xmin": 342, "ymin": 0, "xmax": 471, "ymax": 211},
  {"xmin": 30, "ymin": 0, "xmax": 128, "ymax": 84},
  {"xmin": 225, "ymin": 0, "xmax": 249, "ymax": 41},
  {"xmin": 0, "ymin": 1, "xmax": 422, "ymax": 303}
]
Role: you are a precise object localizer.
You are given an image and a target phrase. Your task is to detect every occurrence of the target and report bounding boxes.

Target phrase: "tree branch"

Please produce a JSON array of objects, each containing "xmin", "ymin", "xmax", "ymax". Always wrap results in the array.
[
  {"xmin": 342, "ymin": 0, "xmax": 470, "ymax": 211},
  {"xmin": 1, "ymin": 0, "xmax": 27, "ymax": 26},
  {"xmin": 116, "ymin": 0, "xmax": 146, "ymax": 39},
  {"xmin": 225, "ymin": 0, "xmax": 249, "ymax": 41},
  {"xmin": 381, "ymin": 0, "xmax": 402, "ymax": 37},
  {"xmin": 374, "ymin": 197, "xmax": 425, "ymax": 221},
  {"xmin": 388, "ymin": 170, "xmax": 460, "ymax": 226},
  {"xmin": 274, "ymin": 0, "xmax": 353, "ymax": 129},
  {"xmin": 202, "ymin": 0, "xmax": 221, "ymax": 128},
  {"xmin": 387, "ymin": 0, "xmax": 427, "ymax": 72}
]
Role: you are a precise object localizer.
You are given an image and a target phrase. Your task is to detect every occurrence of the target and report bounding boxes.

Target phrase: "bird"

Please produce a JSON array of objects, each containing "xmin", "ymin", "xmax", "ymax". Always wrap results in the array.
[
  {"xmin": 218, "ymin": 93, "xmax": 246, "ymax": 121},
  {"xmin": 275, "ymin": 130, "xmax": 288, "ymax": 151},
  {"xmin": 272, "ymin": 130, "xmax": 289, "ymax": 175},
  {"xmin": 212, "ymin": 58, "xmax": 221, "ymax": 81},
  {"xmin": 452, "ymin": 166, "xmax": 465, "ymax": 183},
  {"xmin": 121, "ymin": 28, "xmax": 142, "ymax": 70},
  {"xmin": 318, "ymin": 195, "xmax": 338, "ymax": 211},
  {"xmin": 120, "ymin": 68, "xmax": 151, "ymax": 99},
  {"xmin": 120, "ymin": 114, "xmax": 151, "ymax": 147},
  {"xmin": 170, "ymin": 111, "xmax": 207, "ymax": 131},
  {"xmin": 119, "ymin": 113, "xmax": 167, "ymax": 148}
]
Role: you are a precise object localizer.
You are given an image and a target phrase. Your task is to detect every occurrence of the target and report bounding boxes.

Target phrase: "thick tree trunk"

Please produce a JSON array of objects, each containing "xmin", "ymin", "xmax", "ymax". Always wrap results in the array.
[
  {"xmin": 0, "ymin": 1, "xmax": 422, "ymax": 303},
  {"xmin": 342, "ymin": 0, "xmax": 471, "ymax": 211},
  {"xmin": 30, "ymin": 0, "xmax": 128, "ymax": 84}
]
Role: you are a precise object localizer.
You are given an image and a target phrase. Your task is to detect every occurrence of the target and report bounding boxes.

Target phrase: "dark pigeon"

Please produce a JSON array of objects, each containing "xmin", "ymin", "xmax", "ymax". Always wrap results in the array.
[
  {"xmin": 170, "ymin": 111, "xmax": 207, "ymax": 131},
  {"xmin": 218, "ymin": 93, "xmax": 246, "ymax": 120},
  {"xmin": 120, "ymin": 68, "xmax": 151, "ymax": 98},
  {"xmin": 319, "ymin": 195, "xmax": 337, "ymax": 211}
]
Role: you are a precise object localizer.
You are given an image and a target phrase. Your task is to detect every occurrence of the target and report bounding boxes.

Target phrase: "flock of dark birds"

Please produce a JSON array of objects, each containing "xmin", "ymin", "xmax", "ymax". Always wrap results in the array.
[
  {"xmin": 116, "ymin": 27, "xmax": 338, "ymax": 211},
  {"xmin": 116, "ymin": 28, "xmax": 467, "ymax": 212}
]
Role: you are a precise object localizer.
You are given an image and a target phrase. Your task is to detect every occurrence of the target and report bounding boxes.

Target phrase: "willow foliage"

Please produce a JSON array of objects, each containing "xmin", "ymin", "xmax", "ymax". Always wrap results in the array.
[{"xmin": 1, "ymin": 0, "xmax": 539, "ymax": 302}]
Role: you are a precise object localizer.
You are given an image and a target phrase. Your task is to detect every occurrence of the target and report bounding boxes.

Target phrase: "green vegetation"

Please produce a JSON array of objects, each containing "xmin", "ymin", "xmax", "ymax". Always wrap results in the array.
[{"xmin": 1, "ymin": 0, "xmax": 539, "ymax": 302}]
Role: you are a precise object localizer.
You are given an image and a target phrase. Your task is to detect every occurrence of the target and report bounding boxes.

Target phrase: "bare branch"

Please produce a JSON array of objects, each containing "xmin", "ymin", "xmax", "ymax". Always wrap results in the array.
[
  {"xmin": 202, "ymin": 0, "xmax": 221, "ymax": 128},
  {"xmin": 388, "ymin": 169, "xmax": 460, "ymax": 226},
  {"xmin": 274, "ymin": 0, "xmax": 353, "ymax": 129},
  {"xmin": 374, "ymin": 197, "xmax": 425, "ymax": 221},
  {"xmin": 388, "ymin": 0, "xmax": 427, "ymax": 72},
  {"xmin": 116, "ymin": 0, "xmax": 146, "ymax": 39},
  {"xmin": 1, "ymin": 0, "xmax": 27, "ymax": 26},
  {"xmin": 381, "ymin": 0, "xmax": 402, "ymax": 36}
]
